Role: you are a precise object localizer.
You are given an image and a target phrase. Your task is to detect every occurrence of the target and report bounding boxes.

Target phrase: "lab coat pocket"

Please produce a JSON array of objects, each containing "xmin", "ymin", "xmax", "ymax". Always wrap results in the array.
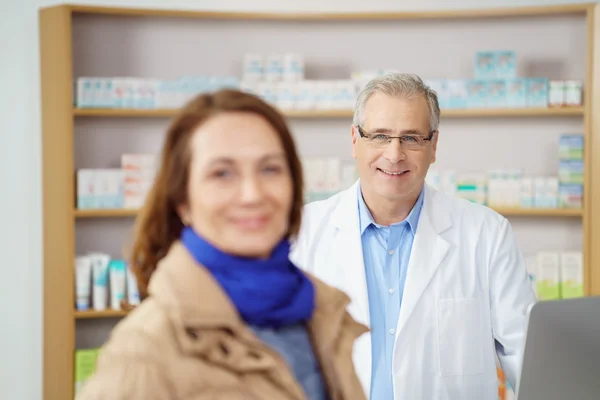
[{"xmin": 437, "ymin": 298, "xmax": 483, "ymax": 376}]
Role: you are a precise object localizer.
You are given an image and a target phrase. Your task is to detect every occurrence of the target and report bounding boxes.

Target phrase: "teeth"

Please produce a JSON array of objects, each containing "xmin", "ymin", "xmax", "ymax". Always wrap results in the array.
[{"xmin": 380, "ymin": 169, "xmax": 405, "ymax": 176}]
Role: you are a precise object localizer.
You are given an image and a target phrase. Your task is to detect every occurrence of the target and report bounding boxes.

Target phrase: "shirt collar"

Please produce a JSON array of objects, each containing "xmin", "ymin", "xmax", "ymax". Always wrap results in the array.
[{"xmin": 357, "ymin": 183, "xmax": 425, "ymax": 236}]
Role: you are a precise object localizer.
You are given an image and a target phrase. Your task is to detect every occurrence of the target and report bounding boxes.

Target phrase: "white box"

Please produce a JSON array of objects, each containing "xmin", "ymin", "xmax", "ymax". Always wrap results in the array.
[
  {"xmin": 276, "ymin": 82, "xmax": 296, "ymax": 110},
  {"xmin": 325, "ymin": 158, "xmax": 341, "ymax": 194},
  {"xmin": 560, "ymin": 252, "xmax": 584, "ymax": 298},
  {"xmin": 341, "ymin": 164, "xmax": 357, "ymax": 190},
  {"xmin": 520, "ymin": 178, "xmax": 534, "ymax": 208},
  {"xmin": 545, "ymin": 177, "xmax": 559, "ymax": 208},
  {"xmin": 564, "ymin": 81, "xmax": 583, "ymax": 106},
  {"xmin": 534, "ymin": 177, "xmax": 546, "ymax": 208},
  {"xmin": 548, "ymin": 80, "xmax": 565, "ymax": 107},
  {"xmin": 265, "ymin": 54, "xmax": 283, "ymax": 82},
  {"xmin": 243, "ymin": 53, "xmax": 264, "ymax": 82},
  {"xmin": 95, "ymin": 169, "xmax": 125, "ymax": 208},
  {"xmin": 536, "ymin": 251, "xmax": 561, "ymax": 300},
  {"xmin": 295, "ymin": 81, "xmax": 316, "ymax": 110},
  {"xmin": 442, "ymin": 170, "xmax": 457, "ymax": 196},
  {"xmin": 282, "ymin": 53, "xmax": 304, "ymax": 82},
  {"xmin": 257, "ymin": 82, "xmax": 277, "ymax": 105},
  {"xmin": 76, "ymin": 77, "xmax": 95, "ymax": 108},
  {"xmin": 315, "ymin": 81, "xmax": 335, "ymax": 110},
  {"xmin": 77, "ymin": 169, "xmax": 96, "ymax": 209},
  {"xmin": 524, "ymin": 255, "xmax": 538, "ymax": 298}
]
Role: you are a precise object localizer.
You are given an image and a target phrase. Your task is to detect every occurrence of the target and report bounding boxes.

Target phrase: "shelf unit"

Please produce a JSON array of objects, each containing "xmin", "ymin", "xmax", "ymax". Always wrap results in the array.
[
  {"xmin": 74, "ymin": 310, "xmax": 129, "ymax": 319},
  {"xmin": 40, "ymin": 4, "xmax": 600, "ymax": 400},
  {"xmin": 73, "ymin": 106, "xmax": 585, "ymax": 118},
  {"xmin": 73, "ymin": 207, "xmax": 584, "ymax": 219}
]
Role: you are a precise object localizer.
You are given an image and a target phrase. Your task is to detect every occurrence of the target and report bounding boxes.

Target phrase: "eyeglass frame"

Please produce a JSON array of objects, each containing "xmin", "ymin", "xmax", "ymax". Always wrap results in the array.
[{"xmin": 355, "ymin": 125, "xmax": 437, "ymax": 149}]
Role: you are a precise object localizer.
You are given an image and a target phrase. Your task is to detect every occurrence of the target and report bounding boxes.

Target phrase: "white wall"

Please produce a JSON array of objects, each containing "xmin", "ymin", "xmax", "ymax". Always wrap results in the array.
[{"xmin": 0, "ymin": 0, "xmax": 596, "ymax": 398}]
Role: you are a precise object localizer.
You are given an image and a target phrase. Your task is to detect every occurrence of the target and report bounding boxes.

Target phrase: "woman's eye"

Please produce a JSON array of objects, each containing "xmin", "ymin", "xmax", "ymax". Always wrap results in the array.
[
  {"xmin": 213, "ymin": 169, "xmax": 232, "ymax": 178},
  {"xmin": 263, "ymin": 165, "xmax": 283, "ymax": 174}
]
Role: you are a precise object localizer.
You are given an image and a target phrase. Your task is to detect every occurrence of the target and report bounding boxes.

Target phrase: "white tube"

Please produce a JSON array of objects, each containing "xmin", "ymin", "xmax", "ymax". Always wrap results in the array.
[
  {"xmin": 109, "ymin": 260, "xmax": 127, "ymax": 310},
  {"xmin": 90, "ymin": 252, "xmax": 110, "ymax": 311},
  {"xmin": 127, "ymin": 264, "xmax": 141, "ymax": 306},
  {"xmin": 74, "ymin": 256, "xmax": 92, "ymax": 311}
]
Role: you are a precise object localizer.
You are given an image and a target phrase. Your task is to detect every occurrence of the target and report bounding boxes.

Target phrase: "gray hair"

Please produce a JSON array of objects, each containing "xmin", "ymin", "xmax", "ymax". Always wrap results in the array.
[{"xmin": 353, "ymin": 73, "xmax": 440, "ymax": 132}]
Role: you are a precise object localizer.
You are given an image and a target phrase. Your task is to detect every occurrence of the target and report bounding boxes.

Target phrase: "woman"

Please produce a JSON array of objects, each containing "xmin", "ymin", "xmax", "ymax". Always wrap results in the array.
[{"xmin": 77, "ymin": 89, "xmax": 368, "ymax": 400}]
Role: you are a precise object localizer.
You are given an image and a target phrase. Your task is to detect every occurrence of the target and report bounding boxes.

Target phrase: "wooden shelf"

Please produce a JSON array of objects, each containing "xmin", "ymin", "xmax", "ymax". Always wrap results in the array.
[
  {"xmin": 74, "ymin": 208, "xmax": 138, "ymax": 218},
  {"xmin": 74, "ymin": 207, "xmax": 583, "ymax": 218},
  {"xmin": 75, "ymin": 310, "xmax": 128, "ymax": 319},
  {"xmin": 73, "ymin": 106, "xmax": 584, "ymax": 119},
  {"xmin": 68, "ymin": 4, "xmax": 594, "ymax": 20},
  {"xmin": 493, "ymin": 207, "xmax": 583, "ymax": 217}
]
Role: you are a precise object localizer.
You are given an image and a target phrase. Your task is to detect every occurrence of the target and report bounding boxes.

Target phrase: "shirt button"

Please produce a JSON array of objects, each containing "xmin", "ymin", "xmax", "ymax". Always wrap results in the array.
[
  {"xmin": 389, "ymin": 328, "xmax": 396, "ymax": 335},
  {"xmin": 388, "ymin": 250, "xmax": 395, "ymax": 255},
  {"xmin": 389, "ymin": 288, "xmax": 395, "ymax": 294}
]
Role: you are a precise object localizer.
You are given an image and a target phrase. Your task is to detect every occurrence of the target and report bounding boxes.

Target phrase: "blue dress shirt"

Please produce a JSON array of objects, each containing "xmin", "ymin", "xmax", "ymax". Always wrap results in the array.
[{"xmin": 357, "ymin": 184, "xmax": 424, "ymax": 399}]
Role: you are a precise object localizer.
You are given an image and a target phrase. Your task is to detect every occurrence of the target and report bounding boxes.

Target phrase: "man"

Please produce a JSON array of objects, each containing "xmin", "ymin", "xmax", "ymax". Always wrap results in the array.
[{"xmin": 290, "ymin": 73, "xmax": 536, "ymax": 399}]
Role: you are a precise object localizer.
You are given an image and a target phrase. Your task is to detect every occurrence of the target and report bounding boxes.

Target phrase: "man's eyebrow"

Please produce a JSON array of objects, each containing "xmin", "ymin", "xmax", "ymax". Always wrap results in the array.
[{"xmin": 370, "ymin": 128, "xmax": 426, "ymax": 135}]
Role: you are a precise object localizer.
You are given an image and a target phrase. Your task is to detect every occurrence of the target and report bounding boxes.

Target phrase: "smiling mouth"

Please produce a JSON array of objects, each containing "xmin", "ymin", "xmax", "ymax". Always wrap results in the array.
[{"xmin": 378, "ymin": 168, "xmax": 409, "ymax": 176}]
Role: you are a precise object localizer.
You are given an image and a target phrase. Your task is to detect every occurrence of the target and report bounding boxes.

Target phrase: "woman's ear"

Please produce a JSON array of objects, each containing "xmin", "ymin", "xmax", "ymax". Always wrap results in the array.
[{"xmin": 177, "ymin": 204, "xmax": 191, "ymax": 226}]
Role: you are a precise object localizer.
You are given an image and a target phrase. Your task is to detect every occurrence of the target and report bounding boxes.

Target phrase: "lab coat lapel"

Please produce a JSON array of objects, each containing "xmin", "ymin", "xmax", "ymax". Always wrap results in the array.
[
  {"xmin": 396, "ymin": 185, "xmax": 452, "ymax": 336},
  {"xmin": 330, "ymin": 181, "xmax": 370, "ymax": 328}
]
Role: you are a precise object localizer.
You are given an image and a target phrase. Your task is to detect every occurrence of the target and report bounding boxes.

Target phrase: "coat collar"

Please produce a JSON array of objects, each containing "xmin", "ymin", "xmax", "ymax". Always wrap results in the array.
[
  {"xmin": 328, "ymin": 179, "xmax": 453, "ymax": 330},
  {"xmin": 147, "ymin": 241, "xmax": 367, "ymax": 372}
]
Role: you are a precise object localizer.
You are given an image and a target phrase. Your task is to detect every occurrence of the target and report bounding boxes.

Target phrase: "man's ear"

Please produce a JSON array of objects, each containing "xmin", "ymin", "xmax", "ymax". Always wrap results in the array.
[
  {"xmin": 351, "ymin": 125, "xmax": 359, "ymax": 158},
  {"xmin": 430, "ymin": 130, "xmax": 439, "ymax": 164}
]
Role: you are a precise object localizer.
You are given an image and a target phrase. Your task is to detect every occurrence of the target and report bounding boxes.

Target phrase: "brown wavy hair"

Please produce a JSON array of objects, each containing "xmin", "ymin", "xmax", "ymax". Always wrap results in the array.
[{"xmin": 129, "ymin": 89, "xmax": 304, "ymax": 298}]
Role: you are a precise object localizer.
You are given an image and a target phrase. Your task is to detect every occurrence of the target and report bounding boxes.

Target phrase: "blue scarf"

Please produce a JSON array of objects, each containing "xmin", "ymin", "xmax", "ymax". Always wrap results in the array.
[{"xmin": 181, "ymin": 226, "xmax": 315, "ymax": 328}]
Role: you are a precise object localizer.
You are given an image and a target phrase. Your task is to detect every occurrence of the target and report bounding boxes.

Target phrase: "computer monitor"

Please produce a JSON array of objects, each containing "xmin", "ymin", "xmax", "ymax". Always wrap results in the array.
[{"xmin": 516, "ymin": 296, "xmax": 600, "ymax": 400}]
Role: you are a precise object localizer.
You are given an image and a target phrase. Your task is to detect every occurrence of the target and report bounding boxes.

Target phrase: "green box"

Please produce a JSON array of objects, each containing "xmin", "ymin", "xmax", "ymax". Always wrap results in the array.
[{"xmin": 74, "ymin": 348, "xmax": 99, "ymax": 396}]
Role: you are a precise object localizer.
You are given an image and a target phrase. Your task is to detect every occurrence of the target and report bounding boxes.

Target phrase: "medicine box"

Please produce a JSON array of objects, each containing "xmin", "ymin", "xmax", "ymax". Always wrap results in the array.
[
  {"xmin": 564, "ymin": 80, "xmax": 583, "ymax": 106},
  {"xmin": 475, "ymin": 51, "xmax": 495, "ymax": 80},
  {"xmin": 558, "ymin": 160, "xmax": 584, "ymax": 184},
  {"xmin": 520, "ymin": 178, "xmax": 534, "ymax": 208},
  {"xmin": 466, "ymin": 80, "xmax": 487, "ymax": 109},
  {"xmin": 558, "ymin": 134, "xmax": 584, "ymax": 160},
  {"xmin": 446, "ymin": 80, "xmax": 468, "ymax": 109},
  {"xmin": 558, "ymin": 184, "xmax": 583, "ymax": 208},
  {"xmin": 506, "ymin": 78, "xmax": 527, "ymax": 108},
  {"xmin": 526, "ymin": 78, "xmax": 549, "ymax": 108},
  {"xmin": 74, "ymin": 348, "xmax": 99, "ymax": 397},
  {"xmin": 77, "ymin": 169, "xmax": 96, "ymax": 209},
  {"xmin": 536, "ymin": 252, "xmax": 561, "ymax": 300},
  {"xmin": 486, "ymin": 79, "xmax": 507, "ymax": 108},
  {"xmin": 560, "ymin": 252, "xmax": 584, "ymax": 299},
  {"xmin": 424, "ymin": 79, "xmax": 448, "ymax": 109},
  {"xmin": 494, "ymin": 51, "xmax": 517, "ymax": 79},
  {"xmin": 549, "ymin": 81, "xmax": 565, "ymax": 107}
]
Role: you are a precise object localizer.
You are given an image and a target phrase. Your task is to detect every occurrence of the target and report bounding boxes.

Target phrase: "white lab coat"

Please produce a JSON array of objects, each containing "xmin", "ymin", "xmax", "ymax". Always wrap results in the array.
[{"xmin": 290, "ymin": 181, "xmax": 536, "ymax": 400}]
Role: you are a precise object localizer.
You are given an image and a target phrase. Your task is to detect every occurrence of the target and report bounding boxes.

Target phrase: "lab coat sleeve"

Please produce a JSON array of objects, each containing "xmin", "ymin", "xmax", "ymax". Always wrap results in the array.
[
  {"xmin": 488, "ymin": 217, "xmax": 537, "ymax": 391},
  {"xmin": 289, "ymin": 206, "xmax": 312, "ymax": 273}
]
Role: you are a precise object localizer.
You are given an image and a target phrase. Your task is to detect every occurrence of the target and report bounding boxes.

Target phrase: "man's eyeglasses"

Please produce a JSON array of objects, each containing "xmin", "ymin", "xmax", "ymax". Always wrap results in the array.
[{"xmin": 356, "ymin": 125, "xmax": 436, "ymax": 150}]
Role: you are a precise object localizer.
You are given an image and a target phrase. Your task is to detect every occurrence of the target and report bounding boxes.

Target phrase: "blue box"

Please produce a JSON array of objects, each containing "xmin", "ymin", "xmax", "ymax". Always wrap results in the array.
[
  {"xmin": 486, "ymin": 79, "xmax": 507, "ymax": 108},
  {"xmin": 424, "ymin": 79, "xmax": 448, "ymax": 109},
  {"xmin": 506, "ymin": 78, "xmax": 527, "ymax": 108},
  {"xmin": 475, "ymin": 51, "xmax": 495, "ymax": 80},
  {"xmin": 559, "ymin": 134, "xmax": 584, "ymax": 160},
  {"xmin": 559, "ymin": 160, "xmax": 584, "ymax": 184},
  {"xmin": 526, "ymin": 78, "xmax": 549, "ymax": 108},
  {"xmin": 446, "ymin": 80, "xmax": 467, "ymax": 109},
  {"xmin": 494, "ymin": 51, "xmax": 517, "ymax": 79},
  {"xmin": 558, "ymin": 184, "xmax": 583, "ymax": 208},
  {"xmin": 466, "ymin": 80, "xmax": 487, "ymax": 109}
]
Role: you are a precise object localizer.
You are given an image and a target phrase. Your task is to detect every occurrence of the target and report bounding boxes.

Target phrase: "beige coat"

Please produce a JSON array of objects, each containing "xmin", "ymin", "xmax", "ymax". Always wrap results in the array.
[{"xmin": 77, "ymin": 241, "xmax": 369, "ymax": 400}]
